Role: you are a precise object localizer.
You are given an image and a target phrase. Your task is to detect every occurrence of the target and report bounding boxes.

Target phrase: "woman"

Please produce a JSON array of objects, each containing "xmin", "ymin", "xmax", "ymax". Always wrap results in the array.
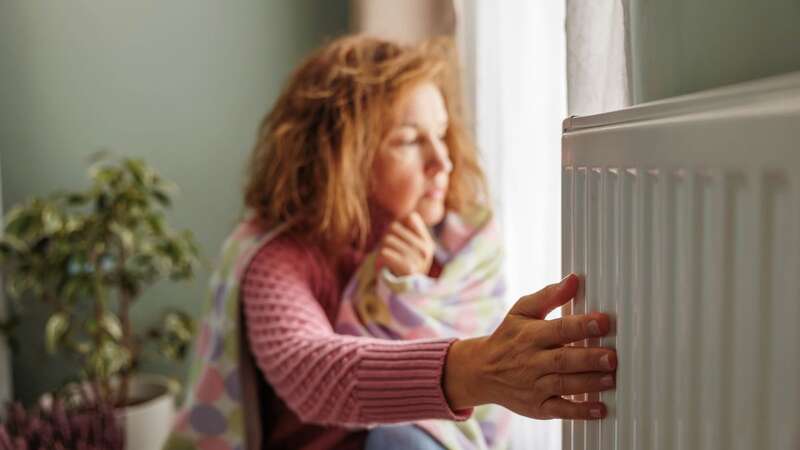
[{"xmin": 164, "ymin": 35, "xmax": 616, "ymax": 450}]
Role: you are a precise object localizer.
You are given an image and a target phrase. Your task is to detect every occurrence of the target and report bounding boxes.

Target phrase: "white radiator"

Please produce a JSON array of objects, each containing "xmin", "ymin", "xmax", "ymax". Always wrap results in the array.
[{"xmin": 561, "ymin": 72, "xmax": 800, "ymax": 450}]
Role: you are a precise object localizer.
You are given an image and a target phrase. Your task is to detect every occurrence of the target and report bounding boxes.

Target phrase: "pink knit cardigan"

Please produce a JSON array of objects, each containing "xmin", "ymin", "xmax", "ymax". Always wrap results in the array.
[{"xmin": 241, "ymin": 234, "xmax": 473, "ymax": 449}]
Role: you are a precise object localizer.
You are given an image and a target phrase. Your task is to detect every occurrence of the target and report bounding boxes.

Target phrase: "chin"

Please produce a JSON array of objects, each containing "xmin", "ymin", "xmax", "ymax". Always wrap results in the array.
[{"xmin": 417, "ymin": 203, "xmax": 446, "ymax": 226}]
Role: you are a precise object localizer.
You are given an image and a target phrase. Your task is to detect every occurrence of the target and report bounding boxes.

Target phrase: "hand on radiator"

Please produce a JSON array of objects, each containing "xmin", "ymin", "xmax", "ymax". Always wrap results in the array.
[{"xmin": 444, "ymin": 273, "xmax": 615, "ymax": 420}]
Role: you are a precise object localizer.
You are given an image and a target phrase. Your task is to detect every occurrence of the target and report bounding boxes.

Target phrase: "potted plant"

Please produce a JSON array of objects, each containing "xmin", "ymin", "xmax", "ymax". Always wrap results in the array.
[{"xmin": 0, "ymin": 155, "xmax": 200, "ymax": 450}]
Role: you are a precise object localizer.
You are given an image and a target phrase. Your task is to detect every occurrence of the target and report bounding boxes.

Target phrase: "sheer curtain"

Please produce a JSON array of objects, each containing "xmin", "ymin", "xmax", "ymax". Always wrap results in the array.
[
  {"xmin": 457, "ymin": 0, "xmax": 565, "ymax": 448},
  {"xmin": 460, "ymin": 0, "xmax": 630, "ymax": 447},
  {"xmin": 565, "ymin": 0, "xmax": 632, "ymax": 116}
]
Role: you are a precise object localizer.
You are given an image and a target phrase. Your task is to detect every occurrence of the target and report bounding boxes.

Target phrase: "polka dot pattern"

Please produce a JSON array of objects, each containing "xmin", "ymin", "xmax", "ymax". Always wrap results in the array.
[
  {"xmin": 189, "ymin": 404, "xmax": 226, "ymax": 436},
  {"xmin": 195, "ymin": 367, "xmax": 225, "ymax": 403}
]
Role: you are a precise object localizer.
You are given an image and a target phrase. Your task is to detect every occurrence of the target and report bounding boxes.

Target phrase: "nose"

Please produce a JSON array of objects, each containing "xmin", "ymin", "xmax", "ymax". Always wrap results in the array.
[{"xmin": 425, "ymin": 136, "xmax": 453, "ymax": 176}]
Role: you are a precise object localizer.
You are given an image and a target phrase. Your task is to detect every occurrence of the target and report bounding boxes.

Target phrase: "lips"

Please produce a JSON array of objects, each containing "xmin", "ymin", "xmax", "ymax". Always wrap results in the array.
[{"xmin": 423, "ymin": 188, "xmax": 446, "ymax": 200}]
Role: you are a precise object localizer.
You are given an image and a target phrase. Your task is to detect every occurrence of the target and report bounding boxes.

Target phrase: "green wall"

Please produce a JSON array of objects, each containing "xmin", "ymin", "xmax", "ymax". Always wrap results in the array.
[
  {"xmin": 0, "ymin": 1, "xmax": 348, "ymax": 404},
  {"xmin": 630, "ymin": 0, "xmax": 800, "ymax": 103}
]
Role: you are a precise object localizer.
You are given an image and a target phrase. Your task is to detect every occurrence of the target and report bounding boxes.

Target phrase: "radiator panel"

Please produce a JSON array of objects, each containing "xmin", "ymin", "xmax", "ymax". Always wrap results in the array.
[{"xmin": 562, "ymin": 73, "xmax": 800, "ymax": 450}]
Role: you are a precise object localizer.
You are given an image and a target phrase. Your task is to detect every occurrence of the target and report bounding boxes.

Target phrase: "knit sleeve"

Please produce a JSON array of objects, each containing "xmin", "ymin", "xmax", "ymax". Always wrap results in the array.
[{"xmin": 241, "ymin": 237, "xmax": 473, "ymax": 428}]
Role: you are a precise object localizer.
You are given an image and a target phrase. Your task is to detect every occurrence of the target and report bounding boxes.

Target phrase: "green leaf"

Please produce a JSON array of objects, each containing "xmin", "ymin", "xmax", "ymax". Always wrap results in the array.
[
  {"xmin": 124, "ymin": 159, "xmax": 148, "ymax": 186},
  {"xmin": 87, "ymin": 350, "xmax": 106, "ymax": 379},
  {"xmin": 41, "ymin": 207, "xmax": 63, "ymax": 234},
  {"xmin": 118, "ymin": 271, "xmax": 141, "ymax": 297},
  {"xmin": 109, "ymin": 221, "xmax": 134, "ymax": 252},
  {"xmin": 75, "ymin": 340, "xmax": 92, "ymax": 354},
  {"xmin": 5, "ymin": 207, "xmax": 37, "ymax": 237},
  {"xmin": 151, "ymin": 189, "xmax": 171, "ymax": 207},
  {"xmin": 91, "ymin": 339, "xmax": 131, "ymax": 378},
  {"xmin": 145, "ymin": 213, "xmax": 165, "ymax": 234},
  {"xmin": 0, "ymin": 235, "xmax": 27, "ymax": 254},
  {"xmin": 99, "ymin": 312, "xmax": 123, "ymax": 341},
  {"xmin": 59, "ymin": 278, "xmax": 84, "ymax": 301},
  {"xmin": 150, "ymin": 310, "xmax": 195, "ymax": 362},
  {"xmin": 0, "ymin": 240, "xmax": 12, "ymax": 259},
  {"xmin": 95, "ymin": 192, "xmax": 110, "ymax": 211},
  {"xmin": 91, "ymin": 165, "xmax": 122, "ymax": 186},
  {"xmin": 107, "ymin": 344, "xmax": 131, "ymax": 374},
  {"xmin": 45, "ymin": 312, "xmax": 70, "ymax": 353},
  {"xmin": 164, "ymin": 311, "xmax": 194, "ymax": 339},
  {"xmin": 63, "ymin": 215, "xmax": 84, "ymax": 233},
  {"xmin": 4, "ymin": 203, "xmax": 35, "ymax": 233},
  {"xmin": 64, "ymin": 193, "xmax": 89, "ymax": 206}
]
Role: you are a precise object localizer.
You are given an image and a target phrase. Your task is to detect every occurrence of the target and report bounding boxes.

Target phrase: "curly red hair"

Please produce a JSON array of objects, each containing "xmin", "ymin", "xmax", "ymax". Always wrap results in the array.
[{"xmin": 244, "ymin": 34, "xmax": 487, "ymax": 257}]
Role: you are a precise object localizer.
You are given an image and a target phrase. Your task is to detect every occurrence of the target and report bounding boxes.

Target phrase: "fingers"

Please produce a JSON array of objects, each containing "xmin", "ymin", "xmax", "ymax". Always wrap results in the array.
[
  {"xmin": 383, "ymin": 234, "xmax": 419, "ymax": 259},
  {"xmin": 539, "ymin": 397, "xmax": 607, "ymax": 420},
  {"xmin": 387, "ymin": 222, "xmax": 429, "ymax": 259},
  {"xmin": 532, "ymin": 313, "xmax": 610, "ymax": 348},
  {"xmin": 535, "ymin": 346, "xmax": 616, "ymax": 374},
  {"xmin": 510, "ymin": 274, "xmax": 580, "ymax": 319},
  {"xmin": 404, "ymin": 212, "xmax": 432, "ymax": 243},
  {"xmin": 378, "ymin": 214, "xmax": 435, "ymax": 277},
  {"xmin": 379, "ymin": 246, "xmax": 413, "ymax": 276},
  {"xmin": 537, "ymin": 372, "xmax": 615, "ymax": 396}
]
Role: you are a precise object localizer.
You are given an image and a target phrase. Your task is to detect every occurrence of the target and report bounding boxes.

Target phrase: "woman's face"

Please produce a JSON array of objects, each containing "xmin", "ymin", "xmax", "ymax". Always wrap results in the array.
[{"xmin": 371, "ymin": 82, "xmax": 453, "ymax": 226}]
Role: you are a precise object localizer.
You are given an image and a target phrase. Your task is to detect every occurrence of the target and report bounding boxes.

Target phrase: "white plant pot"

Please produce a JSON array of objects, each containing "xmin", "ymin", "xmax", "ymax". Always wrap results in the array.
[{"xmin": 114, "ymin": 374, "xmax": 178, "ymax": 450}]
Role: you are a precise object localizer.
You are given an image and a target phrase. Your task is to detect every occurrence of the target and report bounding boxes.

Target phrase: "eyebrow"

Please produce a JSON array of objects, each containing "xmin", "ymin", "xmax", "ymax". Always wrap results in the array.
[{"xmin": 398, "ymin": 119, "xmax": 449, "ymax": 129}]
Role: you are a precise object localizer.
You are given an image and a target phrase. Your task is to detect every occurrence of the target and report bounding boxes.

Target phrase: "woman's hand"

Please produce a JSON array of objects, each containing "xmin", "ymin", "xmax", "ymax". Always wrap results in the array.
[
  {"xmin": 376, "ymin": 212, "xmax": 435, "ymax": 277},
  {"xmin": 444, "ymin": 273, "xmax": 616, "ymax": 420}
]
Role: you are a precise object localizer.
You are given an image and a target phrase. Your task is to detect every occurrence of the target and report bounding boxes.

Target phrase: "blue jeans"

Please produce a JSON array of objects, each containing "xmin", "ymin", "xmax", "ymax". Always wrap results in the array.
[{"xmin": 365, "ymin": 425, "xmax": 445, "ymax": 450}]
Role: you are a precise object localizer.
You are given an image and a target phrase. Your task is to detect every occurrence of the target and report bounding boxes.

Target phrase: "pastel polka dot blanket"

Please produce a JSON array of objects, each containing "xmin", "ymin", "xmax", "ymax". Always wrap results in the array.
[
  {"xmin": 162, "ymin": 220, "xmax": 286, "ymax": 450},
  {"xmin": 335, "ymin": 208, "xmax": 511, "ymax": 450},
  {"xmin": 162, "ymin": 208, "xmax": 510, "ymax": 450}
]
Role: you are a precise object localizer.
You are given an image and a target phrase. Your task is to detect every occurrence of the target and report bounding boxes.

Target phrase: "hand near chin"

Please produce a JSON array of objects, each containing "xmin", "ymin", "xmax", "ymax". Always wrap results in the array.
[{"xmin": 376, "ymin": 212, "xmax": 435, "ymax": 277}]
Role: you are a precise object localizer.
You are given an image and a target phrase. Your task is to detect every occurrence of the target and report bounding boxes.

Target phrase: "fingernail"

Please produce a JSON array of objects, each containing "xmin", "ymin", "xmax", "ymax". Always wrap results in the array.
[
  {"xmin": 560, "ymin": 273, "xmax": 574, "ymax": 286},
  {"xmin": 590, "ymin": 407, "xmax": 603, "ymax": 418},
  {"xmin": 601, "ymin": 374, "xmax": 614, "ymax": 387},
  {"xmin": 600, "ymin": 353, "xmax": 614, "ymax": 370},
  {"xmin": 588, "ymin": 320, "xmax": 602, "ymax": 336}
]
